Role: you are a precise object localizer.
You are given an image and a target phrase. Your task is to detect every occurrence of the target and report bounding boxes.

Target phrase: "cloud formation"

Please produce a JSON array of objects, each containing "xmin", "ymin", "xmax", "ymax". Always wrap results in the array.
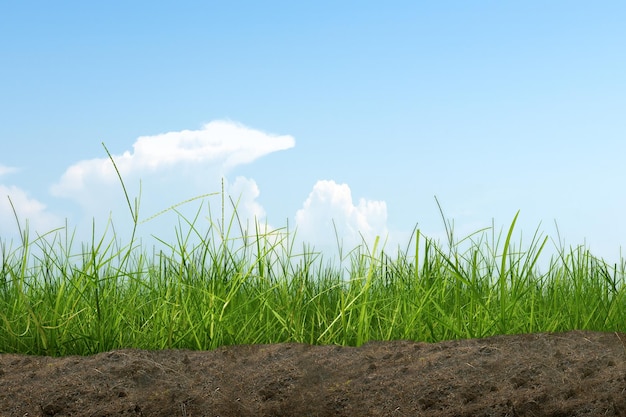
[
  {"xmin": 0, "ymin": 164, "xmax": 17, "ymax": 177},
  {"xmin": 295, "ymin": 180, "xmax": 388, "ymax": 254},
  {"xmin": 4, "ymin": 122, "xmax": 391, "ymax": 259},
  {"xmin": 45, "ymin": 121, "xmax": 294, "ymax": 244},
  {"xmin": 51, "ymin": 120, "xmax": 295, "ymax": 199},
  {"xmin": 228, "ymin": 176, "xmax": 266, "ymax": 222},
  {"xmin": 0, "ymin": 185, "xmax": 61, "ymax": 238}
]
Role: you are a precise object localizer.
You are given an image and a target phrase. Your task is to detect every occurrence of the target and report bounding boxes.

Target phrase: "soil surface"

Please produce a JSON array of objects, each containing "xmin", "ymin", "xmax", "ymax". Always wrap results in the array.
[{"xmin": 1, "ymin": 330, "xmax": 625, "ymax": 416}]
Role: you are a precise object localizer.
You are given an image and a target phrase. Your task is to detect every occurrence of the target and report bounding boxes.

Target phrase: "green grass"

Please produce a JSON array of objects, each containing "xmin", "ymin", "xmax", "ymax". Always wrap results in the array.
[
  {"xmin": 1, "ymin": 149, "xmax": 624, "ymax": 356},
  {"xmin": 1, "ymin": 199, "xmax": 624, "ymax": 357}
]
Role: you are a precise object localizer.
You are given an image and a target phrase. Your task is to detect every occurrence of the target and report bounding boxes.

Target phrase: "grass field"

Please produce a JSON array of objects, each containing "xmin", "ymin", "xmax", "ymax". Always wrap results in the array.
[
  {"xmin": 1, "ymin": 195, "xmax": 624, "ymax": 357},
  {"xmin": 2, "ymin": 152, "xmax": 625, "ymax": 356}
]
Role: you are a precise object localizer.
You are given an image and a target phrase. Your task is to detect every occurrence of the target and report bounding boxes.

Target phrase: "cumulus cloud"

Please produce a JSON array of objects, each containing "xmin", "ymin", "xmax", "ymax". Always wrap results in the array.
[
  {"xmin": 228, "ymin": 176, "xmax": 266, "ymax": 222},
  {"xmin": 51, "ymin": 120, "xmax": 295, "ymax": 199},
  {"xmin": 0, "ymin": 185, "xmax": 61, "ymax": 238},
  {"xmin": 295, "ymin": 180, "xmax": 388, "ymax": 254},
  {"xmin": 47, "ymin": 120, "xmax": 294, "ymax": 244},
  {"xmin": 221, "ymin": 176, "xmax": 289, "ymax": 249},
  {"xmin": 0, "ymin": 164, "xmax": 18, "ymax": 177},
  {"xmin": 130, "ymin": 121, "xmax": 293, "ymax": 170}
]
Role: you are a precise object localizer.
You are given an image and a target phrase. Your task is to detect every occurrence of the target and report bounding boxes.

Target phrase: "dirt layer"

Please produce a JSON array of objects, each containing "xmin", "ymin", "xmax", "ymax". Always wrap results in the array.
[{"xmin": 1, "ymin": 330, "xmax": 626, "ymax": 416}]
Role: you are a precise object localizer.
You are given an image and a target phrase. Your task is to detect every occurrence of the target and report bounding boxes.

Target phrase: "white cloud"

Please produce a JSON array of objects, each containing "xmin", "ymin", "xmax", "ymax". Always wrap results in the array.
[
  {"xmin": 0, "ymin": 185, "xmax": 61, "ymax": 238},
  {"xmin": 51, "ymin": 120, "xmax": 295, "ymax": 199},
  {"xmin": 220, "ymin": 176, "xmax": 290, "ymax": 251},
  {"xmin": 0, "ymin": 164, "xmax": 18, "ymax": 177},
  {"xmin": 47, "ymin": 120, "xmax": 294, "ymax": 244},
  {"xmin": 295, "ymin": 180, "xmax": 388, "ymax": 254},
  {"xmin": 131, "ymin": 121, "xmax": 294, "ymax": 170},
  {"xmin": 228, "ymin": 176, "xmax": 266, "ymax": 222}
]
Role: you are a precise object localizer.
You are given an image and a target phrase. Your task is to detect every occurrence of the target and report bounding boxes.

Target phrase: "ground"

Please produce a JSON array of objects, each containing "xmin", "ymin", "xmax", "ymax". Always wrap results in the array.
[{"xmin": 1, "ymin": 330, "xmax": 625, "ymax": 416}]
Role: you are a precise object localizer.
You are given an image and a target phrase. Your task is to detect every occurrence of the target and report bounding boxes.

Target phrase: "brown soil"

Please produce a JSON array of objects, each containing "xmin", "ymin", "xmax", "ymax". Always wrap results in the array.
[{"xmin": 1, "ymin": 330, "xmax": 625, "ymax": 416}]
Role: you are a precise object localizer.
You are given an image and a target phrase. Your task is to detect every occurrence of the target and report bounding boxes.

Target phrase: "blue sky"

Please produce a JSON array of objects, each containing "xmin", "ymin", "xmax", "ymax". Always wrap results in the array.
[{"xmin": 1, "ymin": 2, "xmax": 625, "ymax": 266}]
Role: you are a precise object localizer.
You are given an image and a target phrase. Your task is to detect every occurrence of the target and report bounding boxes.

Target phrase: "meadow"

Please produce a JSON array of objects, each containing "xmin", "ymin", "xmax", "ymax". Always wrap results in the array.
[
  {"xmin": 2, "ymin": 196, "xmax": 624, "ymax": 357},
  {"xmin": 1, "ymin": 154, "xmax": 625, "ymax": 357}
]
